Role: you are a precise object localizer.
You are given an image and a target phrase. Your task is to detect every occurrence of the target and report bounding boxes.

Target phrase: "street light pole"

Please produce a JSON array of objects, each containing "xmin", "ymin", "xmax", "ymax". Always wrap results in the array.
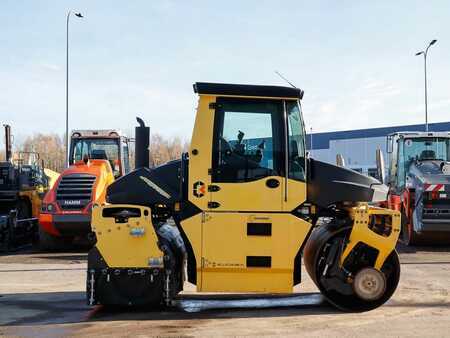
[
  {"xmin": 65, "ymin": 10, "xmax": 83, "ymax": 168},
  {"xmin": 424, "ymin": 50, "xmax": 428, "ymax": 132},
  {"xmin": 416, "ymin": 39, "xmax": 437, "ymax": 132}
]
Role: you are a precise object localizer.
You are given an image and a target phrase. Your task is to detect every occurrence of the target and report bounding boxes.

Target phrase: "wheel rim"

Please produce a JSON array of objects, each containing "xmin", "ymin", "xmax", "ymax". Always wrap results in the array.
[{"xmin": 353, "ymin": 267, "xmax": 386, "ymax": 301}]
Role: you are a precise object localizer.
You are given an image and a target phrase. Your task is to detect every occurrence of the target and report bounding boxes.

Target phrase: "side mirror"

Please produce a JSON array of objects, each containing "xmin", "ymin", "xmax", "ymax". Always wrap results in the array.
[
  {"xmin": 376, "ymin": 148, "xmax": 386, "ymax": 184},
  {"xmin": 336, "ymin": 154, "xmax": 345, "ymax": 167}
]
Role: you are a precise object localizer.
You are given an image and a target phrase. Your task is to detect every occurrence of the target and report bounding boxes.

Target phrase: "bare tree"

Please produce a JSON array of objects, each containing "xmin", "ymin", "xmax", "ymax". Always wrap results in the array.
[
  {"xmin": 12, "ymin": 131, "xmax": 188, "ymax": 172},
  {"xmin": 20, "ymin": 134, "xmax": 65, "ymax": 172},
  {"xmin": 149, "ymin": 134, "xmax": 189, "ymax": 167}
]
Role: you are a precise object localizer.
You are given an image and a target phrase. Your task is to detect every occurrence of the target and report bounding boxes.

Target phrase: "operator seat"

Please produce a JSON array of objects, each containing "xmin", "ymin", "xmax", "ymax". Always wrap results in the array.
[
  {"xmin": 217, "ymin": 136, "xmax": 238, "ymax": 181},
  {"xmin": 90, "ymin": 149, "xmax": 115, "ymax": 172},
  {"xmin": 419, "ymin": 150, "xmax": 436, "ymax": 161},
  {"xmin": 91, "ymin": 149, "xmax": 108, "ymax": 160}
]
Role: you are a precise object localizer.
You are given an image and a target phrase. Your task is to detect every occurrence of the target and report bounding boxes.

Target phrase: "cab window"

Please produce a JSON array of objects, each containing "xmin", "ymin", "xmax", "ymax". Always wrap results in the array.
[
  {"xmin": 396, "ymin": 139, "xmax": 405, "ymax": 189},
  {"xmin": 287, "ymin": 101, "xmax": 306, "ymax": 181},
  {"xmin": 73, "ymin": 140, "xmax": 89, "ymax": 162},
  {"xmin": 71, "ymin": 138, "xmax": 120, "ymax": 177},
  {"xmin": 212, "ymin": 99, "xmax": 283, "ymax": 183}
]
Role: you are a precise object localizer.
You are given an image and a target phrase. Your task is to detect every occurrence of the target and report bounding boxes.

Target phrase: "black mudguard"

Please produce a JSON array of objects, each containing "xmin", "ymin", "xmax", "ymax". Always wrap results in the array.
[
  {"xmin": 107, "ymin": 160, "xmax": 183, "ymax": 206},
  {"xmin": 307, "ymin": 159, "xmax": 379, "ymax": 208}
]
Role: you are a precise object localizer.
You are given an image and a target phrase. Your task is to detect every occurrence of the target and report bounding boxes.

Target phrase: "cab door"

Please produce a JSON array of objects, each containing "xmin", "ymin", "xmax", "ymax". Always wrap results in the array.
[
  {"xmin": 199, "ymin": 97, "xmax": 311, "ymax": 293},
  {"xmin": 208, "ymin": 98, "xmax": 284, "ymax": 211}
]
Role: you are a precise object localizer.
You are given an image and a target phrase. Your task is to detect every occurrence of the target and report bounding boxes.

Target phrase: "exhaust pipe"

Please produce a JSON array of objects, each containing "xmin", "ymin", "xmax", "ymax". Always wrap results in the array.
[
  {"xmin": 135, "ymin": 117, "xmax": 150, "ymax": 169},
  {"xmin": 376, "ymin": 148, "xmax": 386, "ymax": 184},
  {"xmin": 3, "ymin": 124, "xmax": 12, "ymax": 162},
  {"xmin": 336, "ymin": 154, "xmax": 345, "ymax": 167}
]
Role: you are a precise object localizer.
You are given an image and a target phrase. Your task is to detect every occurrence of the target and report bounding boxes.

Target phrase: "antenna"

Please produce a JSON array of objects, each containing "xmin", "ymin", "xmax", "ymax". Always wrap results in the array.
[{"xmin": 274, "ymin": 70, "xmax": 297, "ymax": 88}]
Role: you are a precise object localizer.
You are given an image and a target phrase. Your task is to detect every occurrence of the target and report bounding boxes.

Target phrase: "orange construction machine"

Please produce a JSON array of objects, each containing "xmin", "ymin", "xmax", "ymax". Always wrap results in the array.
[{"xmin": 39, "ymin": 129, "xmax": 132, "ymax": 250}]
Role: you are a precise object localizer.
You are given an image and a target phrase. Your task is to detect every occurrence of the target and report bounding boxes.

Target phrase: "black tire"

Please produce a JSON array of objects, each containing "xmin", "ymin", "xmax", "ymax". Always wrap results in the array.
[
  {"xmin": 17, "ymin": 200, "xmax": 31, "ymax": 220},
  {"xmin": 38, "ymin": 226, "xmax": 71, "ymax": 251},
  {"xmin": 400, "ymin": 210, "xmax": 411, "ymax": 245},
  {"xmin": 18, "ymin": 199, "xmax": 41, "ymax": 247},
  {"xmin": 1, "ymin": 217, "xmax": 14, "ymax": 252},
  {"xmin": 304, "ymin": 220, "xmax": 401, "ymax": 312},
  {"xmin": 5, "ymin": 199, "xmax": 32, "ymax": 250},
  {"xmin": 400, "ymin": 210, "xmax": 418, "ymax": 246}
]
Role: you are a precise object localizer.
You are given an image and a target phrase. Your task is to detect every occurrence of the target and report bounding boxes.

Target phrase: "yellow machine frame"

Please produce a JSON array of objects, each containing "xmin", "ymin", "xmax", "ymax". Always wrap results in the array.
[
  {"xmin": 340, "ymin": 204, "xmax": 401, "ymax": 270},
  {"xmin": 92, "ymin": 90, "xmax": 400, "ymax": 296}
]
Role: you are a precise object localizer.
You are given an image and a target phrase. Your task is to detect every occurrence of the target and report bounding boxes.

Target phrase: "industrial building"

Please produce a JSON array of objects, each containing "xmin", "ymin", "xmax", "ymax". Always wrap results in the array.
[{"xmin": 306, "ymin": 121, "xmax": 450, "ymax": 178}]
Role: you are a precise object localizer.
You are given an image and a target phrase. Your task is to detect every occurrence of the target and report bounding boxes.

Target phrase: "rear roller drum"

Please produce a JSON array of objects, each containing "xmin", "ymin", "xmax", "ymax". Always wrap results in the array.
[{"xmin": 303, "ymin": 219, "xmax": 400, "ymax": 312}]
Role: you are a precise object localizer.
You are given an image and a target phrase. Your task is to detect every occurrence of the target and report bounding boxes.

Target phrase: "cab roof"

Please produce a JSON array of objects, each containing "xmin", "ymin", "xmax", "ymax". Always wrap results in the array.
[
  {"xmin": 71, "ymin": 130, "xmax": 123, "ymax": 138},
  {"xmin": 193, "ymin": 82, "xmax": 304, "ymax": 99}
]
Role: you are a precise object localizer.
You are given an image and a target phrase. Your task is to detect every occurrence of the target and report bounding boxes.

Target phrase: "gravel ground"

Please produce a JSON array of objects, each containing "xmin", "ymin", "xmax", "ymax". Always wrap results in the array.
[{"xmin": 0, "ymin": 245, "xmax": 449, "ymax": 338}]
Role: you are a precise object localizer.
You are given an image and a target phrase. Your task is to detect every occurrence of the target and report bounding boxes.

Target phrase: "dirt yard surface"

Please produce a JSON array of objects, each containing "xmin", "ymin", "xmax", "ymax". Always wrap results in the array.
[{"xmin": 1, "ymin": 245, "xmax": 449, "ymax": 337}]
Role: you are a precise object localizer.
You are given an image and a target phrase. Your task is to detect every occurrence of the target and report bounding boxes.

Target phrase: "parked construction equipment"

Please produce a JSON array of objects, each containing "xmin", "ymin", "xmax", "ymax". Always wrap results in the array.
[
  {"xmin": 381, "ymin": 131, "xmax": 450, "ymax": 245},
  {"xmin": 39, "ymin": 129, "xmax": 131, "ymax": 250},
  {"xmin": 87, "ymin": 82, "xmax": 401, "ymax": 312},
  {"xmin": 0, "ymin": 124, "xmax": 58, "ymax": 251}
]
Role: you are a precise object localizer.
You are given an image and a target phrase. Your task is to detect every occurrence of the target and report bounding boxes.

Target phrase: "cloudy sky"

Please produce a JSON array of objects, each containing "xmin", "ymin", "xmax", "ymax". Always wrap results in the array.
[{"xmin": 1, "ymin": 1, "xmax": 449, "ymax": 143}]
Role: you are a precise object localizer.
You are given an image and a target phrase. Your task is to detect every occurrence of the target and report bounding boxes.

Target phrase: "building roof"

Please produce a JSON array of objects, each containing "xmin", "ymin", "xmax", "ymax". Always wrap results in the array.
[
  {"xmin": 306, "ymin": 121, "xmax": 450, "ymax": 150},
  {"xmin": 193, "ymin": 82, "xmax": 304, "ymax": 99}
]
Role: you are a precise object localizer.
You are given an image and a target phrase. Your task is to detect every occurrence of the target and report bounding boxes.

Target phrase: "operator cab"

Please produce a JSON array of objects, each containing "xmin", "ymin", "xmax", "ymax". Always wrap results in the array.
[
  {"xmin": 189, "ymin": 82, "xmax": 308, "ymax": 213},
  {"xmin": 69, "ymin": 130, "xmax": 131, "ymax": 178},
  {"xmin": 387, "ymin": 132, "xmax": 450, "ymax": 191}
]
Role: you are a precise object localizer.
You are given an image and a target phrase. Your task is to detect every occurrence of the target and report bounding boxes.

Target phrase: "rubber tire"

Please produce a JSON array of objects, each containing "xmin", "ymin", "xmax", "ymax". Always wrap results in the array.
[
  {"xmin": 304, "ymin": 220, "xmax": 401, "ymax": 312},
  {"xmin": 38, "ymin": 226, "xmax": 71, "ymax": 252},
  {"xmin": 400, "ymin": 210, "xmax": 419, "ymax": 246},
  {"xmin": 17, "ymin": 199, "xmax": 31, "ymax": 220},
  {"xmin": 20, "ymin": 199, "xmax": 39, "ymax": 247},
  {"xmin": 5, "ymin": 200, "xmax": 32, "ymax": 250}
]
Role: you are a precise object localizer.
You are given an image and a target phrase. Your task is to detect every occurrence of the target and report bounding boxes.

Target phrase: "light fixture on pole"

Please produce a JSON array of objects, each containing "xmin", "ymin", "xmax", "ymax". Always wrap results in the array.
[
  {"xmin": 415, "ymin": 39, "xmax": 437, "ymax": 132},
  {"xmin": 65, "ymin": 10, "xmax": 84, "ymax": 168}
]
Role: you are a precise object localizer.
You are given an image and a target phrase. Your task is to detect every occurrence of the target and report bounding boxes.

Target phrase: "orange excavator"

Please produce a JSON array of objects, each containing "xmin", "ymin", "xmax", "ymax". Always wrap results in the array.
[{"xmin": 39, "ymin": 129, "xmax": 132, "ymax": 250}]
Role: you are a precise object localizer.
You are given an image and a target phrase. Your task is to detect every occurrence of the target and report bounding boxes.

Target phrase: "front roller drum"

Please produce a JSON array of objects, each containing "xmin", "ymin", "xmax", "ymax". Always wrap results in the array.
[
  {"xmin": 87, "ymin": 247, "xmax": 166, "ymax": 307},
  {"xmin": 303, "ymin": 220, "xmax": 400, "ymax": 312},
  {"xmin": 87, "ymin": 267, "xmax": 165, "ymax": 307}
]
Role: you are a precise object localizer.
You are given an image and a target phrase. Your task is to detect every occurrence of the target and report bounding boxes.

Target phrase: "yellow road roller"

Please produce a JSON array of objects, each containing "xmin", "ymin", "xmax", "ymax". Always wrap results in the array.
[{"xmin": 87, "ymin": 82, "xmax": 401, "ymax": 311}]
